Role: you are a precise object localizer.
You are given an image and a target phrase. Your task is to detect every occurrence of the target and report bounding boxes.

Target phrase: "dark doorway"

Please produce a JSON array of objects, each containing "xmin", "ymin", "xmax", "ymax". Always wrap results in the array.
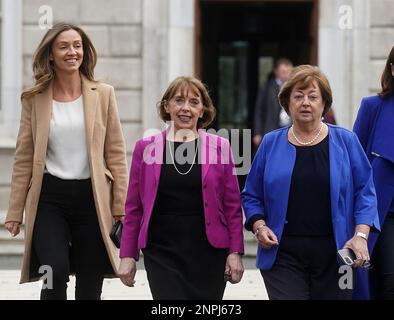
[
  {"xmin": 196, "ymin": 0, "xmax": 318, "ymax": 186},
  {"xmin": 197, "ymin": 0, "xmax": 317, "ymax": 131}
]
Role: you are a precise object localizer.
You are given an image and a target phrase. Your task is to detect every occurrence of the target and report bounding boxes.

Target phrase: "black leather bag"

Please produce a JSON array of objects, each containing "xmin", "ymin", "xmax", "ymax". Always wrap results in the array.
[{"xmin": 110, "ymin": 220, "xmax": 123, "ymax": 248}]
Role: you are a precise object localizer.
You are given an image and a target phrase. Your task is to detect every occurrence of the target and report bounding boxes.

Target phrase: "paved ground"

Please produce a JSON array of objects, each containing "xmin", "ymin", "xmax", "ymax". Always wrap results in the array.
[{"xmin": 0, "ymin": 269, "xmax": 268, "ymax": 300}]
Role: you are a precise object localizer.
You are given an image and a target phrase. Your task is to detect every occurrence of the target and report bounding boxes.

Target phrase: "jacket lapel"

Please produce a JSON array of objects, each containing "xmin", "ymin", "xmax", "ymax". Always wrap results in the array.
[
  {"xmin": 34, "ymin": 82, "xmax": 53, "ymax": 163},
  {"xmin": 328, "ymin": 126, "xmax": 344, "ymax": 217},
  {"xmin": 372, "ymin": 96, "xmax": 394, "ymax": 163},
  {"xmin": 199, "ymin": 129, "xmax": 216, "ymax": 182},
  {"xmin": 153, "ymin": 131, "xmax": 165, "ymax": 184},
  {"xmin": 81, "ymin": 75, "xmax": 98, "ymax": 154}
]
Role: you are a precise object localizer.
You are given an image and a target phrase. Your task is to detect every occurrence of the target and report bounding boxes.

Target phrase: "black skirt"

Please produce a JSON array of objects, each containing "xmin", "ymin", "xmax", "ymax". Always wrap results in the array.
[{"xmin": 142, "ymin": 211, "xmax": 228, "ymax": 300}]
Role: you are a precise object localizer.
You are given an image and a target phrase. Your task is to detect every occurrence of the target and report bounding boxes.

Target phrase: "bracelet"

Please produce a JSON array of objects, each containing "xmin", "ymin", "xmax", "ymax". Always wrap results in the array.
[
  {"xmin": 254, "ymin": 223, "xmax": 266, "ymax": 237},
  {"xmin": 354, "ymin": 231, "xmax": 368, "ymax": 241}
]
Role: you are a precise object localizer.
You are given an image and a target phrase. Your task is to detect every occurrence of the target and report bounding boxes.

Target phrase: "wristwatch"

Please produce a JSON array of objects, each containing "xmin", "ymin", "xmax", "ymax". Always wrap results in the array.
[{"xmin": 355, "ymin": 231, "xmax": 368, "ymax": 241}]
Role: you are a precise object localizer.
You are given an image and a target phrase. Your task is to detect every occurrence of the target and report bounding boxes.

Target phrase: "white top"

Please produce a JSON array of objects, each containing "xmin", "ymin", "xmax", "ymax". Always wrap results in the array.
[{"xmin": 45, "ymin": 95, "xmax": 91, "ymax": 179}]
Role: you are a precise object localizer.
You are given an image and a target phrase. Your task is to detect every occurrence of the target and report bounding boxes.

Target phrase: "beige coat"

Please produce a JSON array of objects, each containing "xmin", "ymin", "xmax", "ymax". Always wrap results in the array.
[{"xmin": 5, "ymin": 76, "xmax": 128, "ymax": 283}]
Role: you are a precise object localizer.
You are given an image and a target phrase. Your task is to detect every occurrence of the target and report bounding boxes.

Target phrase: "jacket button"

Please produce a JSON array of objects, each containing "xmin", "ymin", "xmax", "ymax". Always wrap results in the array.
[
  {"xmin": 205, "ymin": 202, "xmax": 208, "ymax": 207},
  {"xmin": 203, "ymin": 183, "xmax": 207, "ymax": 189},
  {"xmin": 206, "ymin": 220, "xmax": 211, "ymax": 226}
]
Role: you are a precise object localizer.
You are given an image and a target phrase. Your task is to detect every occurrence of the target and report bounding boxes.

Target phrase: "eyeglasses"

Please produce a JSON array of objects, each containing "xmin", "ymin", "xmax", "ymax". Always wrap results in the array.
[
  {"xmin": 171, "ymin": 97, "xmax": 201, "ymax": 108},
  {"xmin": 291, "ymin": 93, "xmax": 320, "ymax": 104}
]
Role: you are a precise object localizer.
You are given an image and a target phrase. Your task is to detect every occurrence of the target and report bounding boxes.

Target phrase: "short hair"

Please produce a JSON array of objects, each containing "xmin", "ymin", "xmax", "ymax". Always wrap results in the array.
[
  {"xmin": 274, "ymin": 58, "xmax": 293, "ymax": 69},
  {"xmin": 379, "ymin": 45, "xmax": 394, "ymax": 99},
  {"xmin": 157, "ymin": 76, "xmax": 216, "ymax": 129},
  {"xmin": 278, "ymin": 65, "xmax": 333, "ymax": 116}
]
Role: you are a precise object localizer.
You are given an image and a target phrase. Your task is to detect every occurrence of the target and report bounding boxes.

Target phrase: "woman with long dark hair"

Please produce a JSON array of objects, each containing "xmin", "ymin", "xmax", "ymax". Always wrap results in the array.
[{"xmin": 353, "ymin": 45, "xmax": 394, "ymax": 300}]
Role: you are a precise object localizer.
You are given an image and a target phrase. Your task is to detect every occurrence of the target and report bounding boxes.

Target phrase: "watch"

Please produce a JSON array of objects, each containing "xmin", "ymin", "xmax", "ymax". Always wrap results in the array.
[{"xmin": 355, "ymin": 231, "xmax": 368, "ymax": 241}]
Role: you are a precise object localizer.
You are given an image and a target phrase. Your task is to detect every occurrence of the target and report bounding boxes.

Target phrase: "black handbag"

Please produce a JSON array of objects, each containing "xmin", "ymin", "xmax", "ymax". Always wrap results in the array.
[{"xmin": 110, "ymin": 220, "xmax": 123, "ymax": 248}]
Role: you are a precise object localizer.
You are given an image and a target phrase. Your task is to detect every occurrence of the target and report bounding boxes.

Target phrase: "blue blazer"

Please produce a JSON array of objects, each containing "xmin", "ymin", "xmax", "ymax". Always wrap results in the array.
[
  {"xmin": 242, "ymin": 124, "xmax": 380, "ymax": 271},
  {"xmin": 353, "ymin": 95, "xmax": 394, "ymax": 299}
]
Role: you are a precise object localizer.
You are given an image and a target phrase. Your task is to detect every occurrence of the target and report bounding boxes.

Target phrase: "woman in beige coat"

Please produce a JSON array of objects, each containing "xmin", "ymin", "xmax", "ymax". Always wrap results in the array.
[{"xmin": 4, "ymin": 23, "xmax": 128, "ymax": 300}]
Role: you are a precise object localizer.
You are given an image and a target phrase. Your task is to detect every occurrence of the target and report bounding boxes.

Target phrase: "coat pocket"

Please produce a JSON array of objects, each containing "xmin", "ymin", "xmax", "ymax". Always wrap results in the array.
[
  {"xmin": 104, "ymin": 169, "xmax": 114, "ymax": 182},
  {"xmin": 218, "ymin": 211, "xmax": 228, "ymax": 227},
  {"xmin": 28, "ymin": 178, "xmax": 33, "ymax": 190}
]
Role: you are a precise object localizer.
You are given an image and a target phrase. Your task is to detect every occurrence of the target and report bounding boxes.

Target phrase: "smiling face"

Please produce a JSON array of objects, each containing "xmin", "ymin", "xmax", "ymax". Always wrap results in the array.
[
  {"xmin": 288, "ymin": 80, "xmax": 325, "ymax": 125},
  {"xmin": 50, "ymin": 29, "xmax": 83, "ymax": 75},
  {"xmin": 164, "ymin": 87, "xmax": 204, "ymax": 133}
]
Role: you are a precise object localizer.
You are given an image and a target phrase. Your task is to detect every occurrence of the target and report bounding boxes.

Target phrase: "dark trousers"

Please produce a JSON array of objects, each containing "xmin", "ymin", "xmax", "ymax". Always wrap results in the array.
[
  {"xmin": 261, "ymin": 235, "xmax": 353, "ymax": 300},
  {"xmin": 371, "ymin": 213, "xmax": 394, "ymax": 300},
  {"xmin": 33, "ymin": 174, "xmax": 111, "ymax": 300}
]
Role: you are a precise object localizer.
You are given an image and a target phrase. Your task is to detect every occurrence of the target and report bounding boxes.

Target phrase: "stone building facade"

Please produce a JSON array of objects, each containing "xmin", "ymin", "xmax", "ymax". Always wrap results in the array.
[{"xmin": 0, "ymin": 0, "xmax": 393, "ymax": 215}]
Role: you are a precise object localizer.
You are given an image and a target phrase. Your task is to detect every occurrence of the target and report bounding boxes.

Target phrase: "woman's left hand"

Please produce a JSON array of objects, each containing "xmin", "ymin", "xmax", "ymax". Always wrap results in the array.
[
  {"xmin": 114, "ymin": 215, "xmax": 124, "ymax": 223},
  {"xmin": 224, "ymin": 253, "xmax": 244, "ymax": 284},
  {"xmin": 343, "ymin": 236, "xmax": 369, "ymax": 268}
]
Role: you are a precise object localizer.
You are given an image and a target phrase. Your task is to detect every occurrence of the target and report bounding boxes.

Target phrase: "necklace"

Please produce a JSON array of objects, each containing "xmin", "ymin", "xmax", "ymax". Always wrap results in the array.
[
  {"xmin": 167, "ymin": 139, "xmax": 198, "ymax": 175},
  {"xmin": 290, "ymin": 122, "xmax": 324, "ymax": 146}
]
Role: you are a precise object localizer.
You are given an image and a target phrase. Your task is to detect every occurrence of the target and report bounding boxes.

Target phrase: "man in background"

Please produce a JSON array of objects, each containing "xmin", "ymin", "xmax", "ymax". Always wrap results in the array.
[{"xmin": 253, "ymin": 58, "xmax": 293, "ymax": 147}]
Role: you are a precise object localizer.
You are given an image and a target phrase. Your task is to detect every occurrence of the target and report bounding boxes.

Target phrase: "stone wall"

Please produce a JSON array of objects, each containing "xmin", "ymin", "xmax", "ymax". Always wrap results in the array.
[
  {"xmin": 369, "ymin": 0, "xmax": 394, "ymax": 93},
  {"xmin": 22, "ymin": 0, "xmax": 143, "ymax": 157}
]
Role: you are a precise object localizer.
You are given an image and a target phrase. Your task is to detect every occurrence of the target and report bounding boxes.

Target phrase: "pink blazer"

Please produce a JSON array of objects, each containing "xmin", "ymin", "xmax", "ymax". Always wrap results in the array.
[{"xmin": 120, "ymin": 129, "xmax": 244, "ymax": 260}]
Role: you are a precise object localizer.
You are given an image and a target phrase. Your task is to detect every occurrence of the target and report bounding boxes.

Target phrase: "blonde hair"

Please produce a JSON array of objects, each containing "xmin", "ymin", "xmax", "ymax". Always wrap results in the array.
[
  {"xmin": 22, "ymin": 22, "xmax": 97, "ymax": 100},
  {"xmin": 157, "ymin": 76, "xmax": 216, "ymax": 129},
  {"xmin": 278, "ymin": 65, "xmax": 333, "ymax": 116}
]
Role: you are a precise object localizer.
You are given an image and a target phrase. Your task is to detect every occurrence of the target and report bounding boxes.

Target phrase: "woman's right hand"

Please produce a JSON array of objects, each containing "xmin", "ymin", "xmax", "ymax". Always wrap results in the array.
[
  {"xmin": 118, "ymin": 257, "xmax": 137, "ymax": 287},
  {"xmin": 253, "ymin": 220, "xmax": 279, "ymax": 249},
  {"xmin": 5, "ymin": 222, "xmax": 21, "ymax": 237}
]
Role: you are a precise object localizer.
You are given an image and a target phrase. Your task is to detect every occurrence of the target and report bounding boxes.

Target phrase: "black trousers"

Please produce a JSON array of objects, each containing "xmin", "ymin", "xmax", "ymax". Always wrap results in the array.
[
  {"xmin": 32, "ymin": 174, "xmax": 111, "ymax": 300},
  {"xmin": 370, "ymin": 213, "xmax": 394, "ymax": 300},
  {"xmin": 261, "ymin": 235, "xmax": 353, "ymax": 300},
  {"xmin": 143, "ymin": 213, "xmax": 227, "ymax": 300}
]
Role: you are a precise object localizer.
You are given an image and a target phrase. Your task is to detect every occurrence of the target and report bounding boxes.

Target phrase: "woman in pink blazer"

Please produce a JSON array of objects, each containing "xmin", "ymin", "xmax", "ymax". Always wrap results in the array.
[{"xmin": 118, "ymin": 76, "xmax": 244, "ymax": 299}]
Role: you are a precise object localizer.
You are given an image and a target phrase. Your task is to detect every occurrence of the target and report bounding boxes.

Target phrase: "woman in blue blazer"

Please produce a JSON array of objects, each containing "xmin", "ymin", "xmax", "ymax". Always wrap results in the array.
[
  {"xmin": 353, "ymin": 45, "xmax": 394, "ymax": 300},
  {"xmin": 242, "ymin": 65, "xmax": 380, "ymax": 300}
]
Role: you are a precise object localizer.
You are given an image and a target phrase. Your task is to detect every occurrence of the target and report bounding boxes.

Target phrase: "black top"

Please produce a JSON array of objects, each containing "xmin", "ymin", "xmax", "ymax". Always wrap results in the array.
[
  {"xmin": 152, "ymin": 139, "xmax": 203, "ymax": 215},
  {"xmin": 283, "ymin": 135, "xmax": 333, "ymax": 236}
]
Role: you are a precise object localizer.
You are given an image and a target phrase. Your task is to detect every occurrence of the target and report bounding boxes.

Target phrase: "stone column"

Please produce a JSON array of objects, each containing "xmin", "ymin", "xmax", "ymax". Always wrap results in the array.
[
  {"xmin": 1, "ymin": 0, "xmax": 22, "ymax": 142},
  {"xmin": 142, "ymin": 0, "xmax": 169, "ymax": 134},
  {"xmin": 168, "ymin": 0, "xmax": 195, "ymax": 81},
  {"xmin": 318, "ymin": 0, "xmax": 370, "ymax": 128}
]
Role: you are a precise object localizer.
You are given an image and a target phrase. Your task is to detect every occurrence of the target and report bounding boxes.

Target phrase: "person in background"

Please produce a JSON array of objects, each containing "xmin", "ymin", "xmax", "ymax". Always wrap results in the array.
[
  {"xmin": 253, "ymin": 58, "xmax": 293, "ymax": 147},
  {"xmin": 353, "ymin": 44, "xmax": 394, "ymax": 300},
  {"xmin": 242, "ymin": 65, "xmax": 380, "ymax": 300},
  {"xmin": 4, "ymin": 23, "xmax": 128, "ymax": 300}
]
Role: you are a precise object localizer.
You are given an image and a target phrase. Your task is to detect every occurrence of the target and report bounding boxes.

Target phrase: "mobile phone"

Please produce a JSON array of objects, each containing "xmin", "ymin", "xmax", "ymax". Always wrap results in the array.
[{"xmin": 337, "ymin": 248, "xmax": 357, "ymax": 266}]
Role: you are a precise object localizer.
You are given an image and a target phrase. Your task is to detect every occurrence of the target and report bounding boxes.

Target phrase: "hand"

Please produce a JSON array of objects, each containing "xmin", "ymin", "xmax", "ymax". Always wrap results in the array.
[
  {"xmin": 5, "ymin": 222, "xmax": 21, "ymax": 237},
  {"xmin": 343, "ymin": 236, "xmax": 369, "ymax": 268},
  {"xmin": 114, "ymin": 216, "xmax": 124, "ymax": 223},
  {"xmin": 224, "ymin": 253, "xmax": 244, "ymax": 284},
  {"xmin": 253, "ymin": 134, "xmax": 262, "ymax": 147},
  {"xmin": 253, "ymin": 220, "xmax": 279, "ymax": 249},
  {"xmin": 118, "ymin": 257, "xmax": 136, "ymax": 287}
]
